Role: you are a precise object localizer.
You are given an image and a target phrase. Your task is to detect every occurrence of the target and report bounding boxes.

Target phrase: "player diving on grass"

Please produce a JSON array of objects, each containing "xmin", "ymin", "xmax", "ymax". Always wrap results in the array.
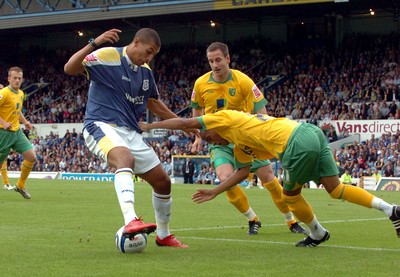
[{"xmin": 139, "ymin": 110, "xmax": 400, "ymax": 247}]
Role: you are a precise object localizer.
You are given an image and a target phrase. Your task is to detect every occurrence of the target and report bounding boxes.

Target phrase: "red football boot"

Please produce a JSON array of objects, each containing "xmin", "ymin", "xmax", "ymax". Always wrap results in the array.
[
  {"xmin": 156, "ymin": 234, "xmax": 189, "ymax": 248},
  {"xmin": 123, "ymin": 218, "xmax": 157, "ymax": 238}
]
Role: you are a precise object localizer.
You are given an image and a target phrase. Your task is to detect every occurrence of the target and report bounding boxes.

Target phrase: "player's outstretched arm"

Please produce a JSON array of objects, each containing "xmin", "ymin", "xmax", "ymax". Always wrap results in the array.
[
  {"xmin": 146, "ymin": 100, "xmax": 200, "ymax": 138},
  {"xmin": 192, "ymin": 166, "xmax": 251, "ymax": 204},
  {"xmin": 139, "ymin": 117, "xmax": 201, "ymax": 132}
]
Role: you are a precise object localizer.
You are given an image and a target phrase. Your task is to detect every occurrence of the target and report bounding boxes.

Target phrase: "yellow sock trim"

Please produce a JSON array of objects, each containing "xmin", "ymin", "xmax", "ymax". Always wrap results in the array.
[
  {"xmin": 263, "ymin": 178, "xmax": 290, "ymax": 214},
  {"xmin": 225, "ymin": 185, "xmax": 250, "ymax": 213},
  {"xmin": 286, "ymin": 219, "xmax": 297, "ymax": 226},
  {"xmin": 282, "ymin": 194, "xmax": 314, "ymax": 224},
  {"xmin": 249, "ymin": 216, "xmax": 259, "ymax": 222},
  {"xmin": 329, "ymin": 183, "xmax": 373, "ymax": 208}
]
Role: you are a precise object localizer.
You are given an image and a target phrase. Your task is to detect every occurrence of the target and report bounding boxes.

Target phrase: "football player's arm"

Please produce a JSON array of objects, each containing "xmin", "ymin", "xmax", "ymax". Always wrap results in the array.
[
  {"xmin": 64, "ymin": 28, "xmax": 121, "ymax": 75},
  {"xmin": 139, "ymin": 117, "xmax": 201, "ymax": 132},
  {"xmin": 147, "ymin": 99, "xmax": 201, "ymax": 137},
  {"xmin": 254, "ymin": 106, "xmax": 267, "ymax": 115},
  {"xmin": 192, "ymin": 166, "xmax": 251, "ymax": 203},
  {"xmin": 0, "ymin": 94, "xmax": 11, "ymax": 130},
  {"xmin": 19, "ymin": 113, "xmax": 32, "ymax": 131},
  {"xmin": 246, "ymin": 80, "xmax": 267, "ymax": 114},
  {"xmin": 191, "ymin": 108, "xmax": 204, "ymax": 153},
  {"xmin": 146, "ymin": 98, "xmax": 178, "ymax": 119},
  {"xmin": 192, "ymin": 108, "xmax": 203, "ymax": 118}
]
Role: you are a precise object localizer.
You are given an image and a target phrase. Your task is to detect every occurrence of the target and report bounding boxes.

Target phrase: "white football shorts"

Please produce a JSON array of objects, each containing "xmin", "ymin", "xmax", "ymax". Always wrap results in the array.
[{"xmin": 83, "ymin": 121, "xmax": 160, "ymax": 174}]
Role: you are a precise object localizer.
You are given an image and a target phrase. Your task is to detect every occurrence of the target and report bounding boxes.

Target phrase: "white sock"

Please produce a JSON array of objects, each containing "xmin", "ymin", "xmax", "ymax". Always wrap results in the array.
[
  {"xmin": 371, "ymin": 197, "xmax": 394, "ymax": 217},
  {"xmin": 243, "ymin": 208, "xmax": 257, "ymax": 221},
  {"xmin": 282, "ymin": 212, "xmax": 295, "ymax": 223},
  {"xmin": 114, "ymin": 168, "xmax": 137, "ymax": 225},
  {"xmin": 306, "ymin": 215, "xmax": 326, "ymax": 240},
  {"xmin": 153, "ymin": 191, "xmax": 172, "ymax": 239}
]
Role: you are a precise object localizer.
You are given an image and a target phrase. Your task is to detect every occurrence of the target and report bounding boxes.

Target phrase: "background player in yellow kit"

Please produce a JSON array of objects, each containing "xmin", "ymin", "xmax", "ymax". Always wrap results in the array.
[
  {"xmin": 139, "ymin": 110, "xmax": 400, "ymax": 247},
  {"xmin": 0, "ymin": 67, "xmax": 36, "ymax": 199},
  {"xmin": 190, "ymin": 42, "xmax": 305, "ymax": 235}
]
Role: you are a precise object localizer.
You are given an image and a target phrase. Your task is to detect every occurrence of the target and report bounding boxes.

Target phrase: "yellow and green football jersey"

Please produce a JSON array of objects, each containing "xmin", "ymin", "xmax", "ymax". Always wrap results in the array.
[
  {"xmin": 191, "ymin": 69, "xmax": 267, "ymax": 114},
  {"xmin": 197, "ymin": 110, "xmax": 299, "ymax": 163},
  {"xmin": 0, "ymin": 86, "xmax": 24, "ymax": 131}
]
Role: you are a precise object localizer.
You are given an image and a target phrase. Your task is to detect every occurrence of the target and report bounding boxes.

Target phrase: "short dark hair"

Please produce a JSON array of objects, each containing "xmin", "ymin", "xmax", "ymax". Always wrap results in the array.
[
  {"xmin": 206, "ymin": 42, "xmax": 229, "ymax": 57},
  {"xmin": 134, "ymin": 28, "xmax": 161, "ymax": 49}
]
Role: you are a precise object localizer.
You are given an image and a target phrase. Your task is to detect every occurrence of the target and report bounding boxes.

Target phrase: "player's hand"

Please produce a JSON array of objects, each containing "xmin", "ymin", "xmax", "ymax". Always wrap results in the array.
[
  {"xmin": 181, "ymin": 128, "xmax": 200, "ymax": 140},
  {"xmin": 190, "ymin": 136, "xmax": 203, "ymax": 154},
  {"xmin": 192, "ymin": 188, "xmax": 216, "ymax": 203},
  {"xmin": 24, "ymin": 121, "xmax": 32, "ymax": 131},
  {"xmin": 138, "ymin": 121, "xmax": 149, "ymax": 132},
  {"xmin": 2, "ymin": 122, "xmax": 12, "ymax": 130},
  {"xmin": 94, "ymin": 29, "xmax": 122, "ymax": 47}
]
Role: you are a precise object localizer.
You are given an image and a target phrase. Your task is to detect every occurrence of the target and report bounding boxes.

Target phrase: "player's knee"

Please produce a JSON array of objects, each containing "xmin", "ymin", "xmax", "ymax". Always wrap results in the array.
[
  {"xmin": 217, "ymin": 172, "xmax": 231, "ymax": 182},
  {"xmin": 23, "ymin": 149, "xmax": 37, "ymax": 163},
  {"xmin": 149, "ymin": 168, "xmax": 171, "ymax": 194},
  {"xmin": 159, "ymin": 172, "xmax": 171, "ymax": 186},
  {"xmin": 256, "ymin": 165, "xmax": 274, "ymax": 183},
  {"xmin": 27, "ymin": 155, "xmax": 37, "ymax": 163}
]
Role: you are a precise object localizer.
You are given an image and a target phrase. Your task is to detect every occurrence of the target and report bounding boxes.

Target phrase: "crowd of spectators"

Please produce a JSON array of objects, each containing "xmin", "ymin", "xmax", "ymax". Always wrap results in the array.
[
  {"xmin": 1, "ymin": 33, "xmax": 400, "ymax": 182},
  {"xmin": 333, "ymin": 131, "xmax": 400, "ymax": 181},
  {"xmin": 1, "ymin": 33, "xmax": 399, "ymax": 126}
]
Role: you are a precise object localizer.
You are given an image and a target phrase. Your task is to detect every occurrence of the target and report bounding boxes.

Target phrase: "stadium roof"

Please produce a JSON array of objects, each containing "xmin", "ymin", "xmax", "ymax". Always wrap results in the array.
[{"xmin": 0, "ymin": 0, "xmax": 398, "ymax": 37}]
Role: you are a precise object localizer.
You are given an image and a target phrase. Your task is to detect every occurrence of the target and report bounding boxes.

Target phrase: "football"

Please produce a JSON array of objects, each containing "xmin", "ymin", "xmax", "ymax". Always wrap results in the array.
[{"xmin": 115, "ymin": 226, "xmax": 147, "ymax": 253}]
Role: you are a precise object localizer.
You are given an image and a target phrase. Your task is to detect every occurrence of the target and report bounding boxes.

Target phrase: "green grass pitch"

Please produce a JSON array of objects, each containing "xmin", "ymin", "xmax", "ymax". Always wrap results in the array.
[{"xmin": 1, "ymin": 179, "xmax": 399, "ymax": 277}]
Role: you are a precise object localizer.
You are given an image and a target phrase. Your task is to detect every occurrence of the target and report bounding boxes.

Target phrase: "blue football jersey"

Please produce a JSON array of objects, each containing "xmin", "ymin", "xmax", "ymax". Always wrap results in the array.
[{"xmin": 82, "ymin": 46, "xmax": 159, "ymax": 133}]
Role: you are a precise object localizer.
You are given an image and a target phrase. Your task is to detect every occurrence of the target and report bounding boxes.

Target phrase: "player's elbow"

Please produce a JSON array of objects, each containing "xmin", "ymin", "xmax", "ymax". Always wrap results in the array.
[
  {"xmin": 64, "ymin": 64, "xmax": 74, "ymax": 75},
  {"xmin": 64, "ymin": 63, "xmax": 82, "ymax": 76}
]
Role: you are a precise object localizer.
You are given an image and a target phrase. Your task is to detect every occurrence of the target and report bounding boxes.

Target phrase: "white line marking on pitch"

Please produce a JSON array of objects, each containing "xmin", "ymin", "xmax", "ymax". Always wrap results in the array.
[
  {"xmin": 177, "ymin": 236, "xmax": 400, "ymax": 252},
  {"xmin": 169, "ymin": 217, "xmax": 400, "ymax": 252}
]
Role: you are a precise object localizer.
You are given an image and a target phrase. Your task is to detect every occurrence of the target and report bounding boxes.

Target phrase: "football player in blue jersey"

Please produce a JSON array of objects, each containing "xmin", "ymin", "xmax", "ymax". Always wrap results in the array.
[{"xmin": 64, "ymin": 28, "xmax": 188, "ymax": 248}]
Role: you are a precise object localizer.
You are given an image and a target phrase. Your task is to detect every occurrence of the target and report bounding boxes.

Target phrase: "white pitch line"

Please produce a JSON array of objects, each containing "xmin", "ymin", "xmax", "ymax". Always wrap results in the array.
[
  {"xmin": 167, "ymin": 217, "xmax": 400, "ymax": 252},
  {"xmin": 176, "ymin": 236, "xmax": 400, "ymax": 252}
]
